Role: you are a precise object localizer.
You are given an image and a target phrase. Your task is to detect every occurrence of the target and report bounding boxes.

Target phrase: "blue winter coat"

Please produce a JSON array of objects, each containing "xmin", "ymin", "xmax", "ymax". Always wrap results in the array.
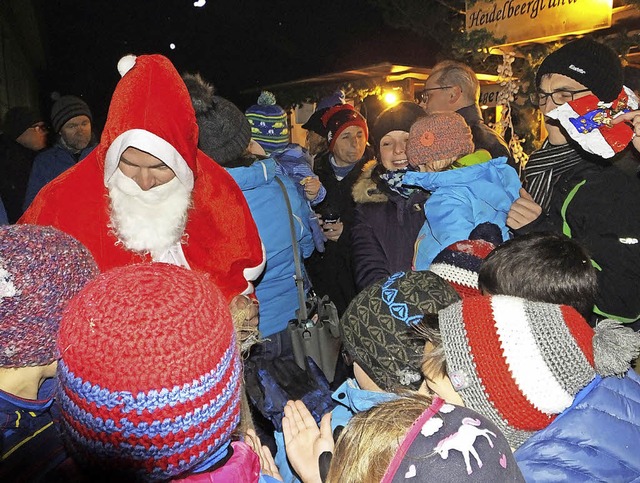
[
  {"xmin": 23, "ymin": 142, "xmax": 95, "ymax": 210},
  {"xmin": 403, "ymin": 156, "xmax": 520, "ymax": 269},
  {"xmin": 227, "ymin": 159, "xmax": 314, "ymax": 337},
  {"xmin": 515, "ymin": 369, "xmax": 640, "ymax": 482}
]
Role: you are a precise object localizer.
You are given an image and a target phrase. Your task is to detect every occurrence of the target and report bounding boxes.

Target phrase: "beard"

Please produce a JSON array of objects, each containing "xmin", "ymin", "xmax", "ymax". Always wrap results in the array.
[{"xmin": 107, "ymin": 169, "xmax": 191, "ymax": 259}]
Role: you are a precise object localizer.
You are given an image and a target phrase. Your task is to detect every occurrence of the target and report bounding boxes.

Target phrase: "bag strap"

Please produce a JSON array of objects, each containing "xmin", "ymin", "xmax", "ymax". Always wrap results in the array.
[{"xmin": 274, "ymin": 176, "xmax": 308, "ymax": 322}]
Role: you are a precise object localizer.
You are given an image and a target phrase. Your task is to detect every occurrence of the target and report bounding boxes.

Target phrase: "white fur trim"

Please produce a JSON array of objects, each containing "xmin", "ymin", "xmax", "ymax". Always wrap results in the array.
[
  {"xmin": 491, "ymin": 296, "xmax": 574, "ymax": 414},
  {"xmin": 240, "ymin": 243, "xmax": 266, "ymax": 295},
  {"xmin": 104, "ymin": 129, "xmax": 194, "ymax": 191},
  {"xmin": 117, "ymin": 55, "xmax": 137, "ymax": 77}
]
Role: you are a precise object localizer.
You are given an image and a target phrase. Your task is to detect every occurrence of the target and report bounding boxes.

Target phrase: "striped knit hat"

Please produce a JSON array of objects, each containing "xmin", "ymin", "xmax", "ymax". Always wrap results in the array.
[
  {"xmin": 321, "ymin": 104, "xmax": 369, "ymax": 151},
  {"xmin": 245, "ymin": 91, "xmax": 289, "ymax": 154},
  {"xmin": 51, "ymin": 95, "xmax": 92, "ymax": 133},
  {"xmin": 0, "ymin": 224, "xmax": 98, "ymax": 368},
  {"xmin": 438, "ymin": 295, "xmax": 640, "ymax": 448},
  {"xmin": 57, "ymin": 263, "xmax": 242, "ymax": 480},
  {"xmin": 429, "ymin": 223, "xmax": 502, "ymax": 299},
  {"xmin": 340, "ymin": 270, "xmax": 459, "ymax": 391}
]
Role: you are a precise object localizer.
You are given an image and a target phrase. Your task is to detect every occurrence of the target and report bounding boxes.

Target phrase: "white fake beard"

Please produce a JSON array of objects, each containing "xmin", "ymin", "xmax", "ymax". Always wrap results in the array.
[{"xmin": 107, "ymin": 169, "xmax": 191, "ymax": 259}]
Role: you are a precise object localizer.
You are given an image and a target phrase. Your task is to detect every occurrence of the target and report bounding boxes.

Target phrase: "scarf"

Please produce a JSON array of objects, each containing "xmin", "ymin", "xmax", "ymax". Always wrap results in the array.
[
  {"xmin": 380, "ymin": 168, "xmax": 420, "ymax": 199},
  {"xmin": 524, "ymin": 141, "xmax": 585, "ymax": 212}
]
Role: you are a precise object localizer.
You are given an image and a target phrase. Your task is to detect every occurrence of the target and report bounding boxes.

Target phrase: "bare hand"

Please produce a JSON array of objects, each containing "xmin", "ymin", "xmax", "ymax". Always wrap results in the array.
[
  {"xmin": 507, "ymin": 188, "xmax": 542, "ymax": 230},
  {"xmin": 282, "ymin": 400, "xmax": 334, "ymax": 483},
  {"xmin": 229, "ymin": 294, "xmax": 259, "ymax": 328},
  {"xmin": 613, "ymin": 110, "xmax": 640, "ymax": 152},
  {"xmin": 245, "ymin": 428, "xmax": 283, "ymax": 481},
  {"xmin": 301, "ymin": 177, "xmax": 322, "ymax": 201}
]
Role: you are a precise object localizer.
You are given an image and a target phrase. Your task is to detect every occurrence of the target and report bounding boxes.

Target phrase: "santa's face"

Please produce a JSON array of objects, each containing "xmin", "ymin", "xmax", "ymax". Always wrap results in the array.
[
  {"xmin": 118, "ymin": 146, "xmax": 177, "ymax": 190},
  {"xmin": 107, "ymin": 151, "xmax": 190, "ymax": 258}
]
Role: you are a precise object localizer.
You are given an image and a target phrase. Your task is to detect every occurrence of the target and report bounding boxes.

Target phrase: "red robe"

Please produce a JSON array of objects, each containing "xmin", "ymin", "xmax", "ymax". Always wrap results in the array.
[{"xmin": 20, "ymin": 55, "xmax": 264, "ymax": 302}]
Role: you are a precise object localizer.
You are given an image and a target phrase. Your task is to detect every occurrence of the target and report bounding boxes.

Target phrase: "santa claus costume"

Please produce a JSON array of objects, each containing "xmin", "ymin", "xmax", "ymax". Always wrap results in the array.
[{"xmin": 20, "ymin": 54, "xmax": 264, "ymax": 301}]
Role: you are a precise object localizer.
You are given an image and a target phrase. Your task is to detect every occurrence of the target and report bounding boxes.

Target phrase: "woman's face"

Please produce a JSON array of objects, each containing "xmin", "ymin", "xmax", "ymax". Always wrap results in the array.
[{"xmin": 379, "ymin": 130, "xmax": 409, "ymax": 171}]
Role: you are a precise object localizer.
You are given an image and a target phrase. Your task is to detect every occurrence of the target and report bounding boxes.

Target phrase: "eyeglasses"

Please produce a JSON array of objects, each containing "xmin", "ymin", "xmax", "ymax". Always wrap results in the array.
[
  {"xmin": 529, "ymin": 88, "xmax": 591, "ymax": 107},
  {"xmin": 418, "ymin": 86, "xmax": 453, "ymax": 104},
  {"xmin": 30, "ymin": 123, "xmax": 49, "ymax": 132}
]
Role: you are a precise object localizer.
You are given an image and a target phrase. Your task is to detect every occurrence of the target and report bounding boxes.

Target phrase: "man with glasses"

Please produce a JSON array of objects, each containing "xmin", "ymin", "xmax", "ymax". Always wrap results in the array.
[
  {"xmin": 0, "ymin": 107, "xmax": 48, "ymax": 222},
  {"xmin": 508, "ymin": 37, "xmax": 640, "ymax": 325},
  {"xmin": 23, "ymin": 96, "xmax": 96, "ymax": 210},
  {"xmin": 420, "ymin": 60, "xmax": 513, "ymax": 167}
]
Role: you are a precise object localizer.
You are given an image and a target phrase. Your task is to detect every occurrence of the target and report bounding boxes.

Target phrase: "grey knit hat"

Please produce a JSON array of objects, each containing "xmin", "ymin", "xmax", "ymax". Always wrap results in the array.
[
  {"xmin": 182, "ymin": 73, "xmax": 251, "ymax": 165},
  {"xmin": 438, "ymin": 295, "xmax": 640, "ymax": 449},
  {"xmin": 340, "ymin": 270, "xmax": 460, "ymax": 392},
  {"xmin": 51, "ymin": 95, "xmax": 92, "ymax": 133}
]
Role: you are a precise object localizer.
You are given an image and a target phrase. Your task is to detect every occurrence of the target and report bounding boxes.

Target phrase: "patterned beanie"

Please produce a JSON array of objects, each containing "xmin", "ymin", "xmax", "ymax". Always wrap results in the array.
[
  {"xmin": 407, "ymin": 112, "xmax": 474, "ymax": 169},
  {"xmin": 245, "ymin": 91, "xmax": 289, "ymax": 154},
  {"xmin": 340, "ymin": 270, "xmax": 460, "ymax": 391},
  {"xmin": 536, "ymin": 37, "xmax": 623, "ymax": 103},
  {"xmin": 57, "ymin": 263, "xmax": 242, "ymax": 480},
  {"xmin": 438, "ymin": 295, "xmax": 640, "ymax": 449},
  {"xmin": 382, "ymin": 397, "xmax": 524, "ymax": 482},
  {"xmin": 2, "ymin": 106, "xmax": 43, "ymax": 140},
  {"xmin": 371, "ymin": 101, "xmax": 426, "ymax": 152},
  {"xmin": 0, "ymin": 224, "xmax": 98, "ymax": 368},
  {"xmin": 321, "ymin": 104, "xmax": 369, "ymax": 151},
  {"xmin": 51, "ymin": 95, "xmax": 92, "ymax": 133},
  {"xmin": 182, "ymin": 73, "xmax": 251, "ymax": 165},
  {"xmin": 430, "ymin": 223, "xmax": 502, "ymax": 299}
]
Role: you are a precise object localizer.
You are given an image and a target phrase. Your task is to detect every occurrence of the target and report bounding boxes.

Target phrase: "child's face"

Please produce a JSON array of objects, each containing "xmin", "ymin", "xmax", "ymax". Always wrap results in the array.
[
  {"xmin": 421, "ymin": 342, "xmax": 464, "ymax": 406},
  {"xmin": 379, "ymin": 130, "xmax": 409, "ymax": 171}
]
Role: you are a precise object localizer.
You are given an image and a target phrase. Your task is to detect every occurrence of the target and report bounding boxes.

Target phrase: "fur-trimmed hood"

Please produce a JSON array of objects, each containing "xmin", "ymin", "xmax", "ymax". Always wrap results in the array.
[{"xmin": 352, "ymin": 160, "xmax": 389, "ymax": 204}]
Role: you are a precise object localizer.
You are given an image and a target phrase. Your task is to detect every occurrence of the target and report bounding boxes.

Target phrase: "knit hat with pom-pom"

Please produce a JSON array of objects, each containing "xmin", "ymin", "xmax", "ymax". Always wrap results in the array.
[
  {"xmin": 57, "ymin": 263, "xmax": 242, "ymax": 481},
  {"xmin": 183, "ymin": 73, "xmax": 251, "ymax": 165},
  {"xmin": 429, "ymin": 222, "xmax": 502, "ymax": 299},
  {"xmin": 438, "ymin": 294, "xmax": 640, "ymax": 449},
  {"xmin": 245, "ymin": 91, "xmax": 289, "ymax": 154},
  {"xmin": 0, "ymin": 224, "xmax": 98, "ymax": 368},
  {"xmin": 407, "ymin": 112, "xmax": 474, "ymax": 169}
]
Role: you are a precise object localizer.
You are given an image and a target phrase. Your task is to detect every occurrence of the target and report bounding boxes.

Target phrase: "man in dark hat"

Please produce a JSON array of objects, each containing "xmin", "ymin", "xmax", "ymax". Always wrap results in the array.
[
  {"xmin": 23, "ymin": 95, "xmax": 96, "ymax": 210},
  {"xmin": 0, "ymin": 107, "xmax": 47, "ymax": 222},
  {"xmin": 507, "ymin": 37, "xmax": 640, "ymax": 324}
]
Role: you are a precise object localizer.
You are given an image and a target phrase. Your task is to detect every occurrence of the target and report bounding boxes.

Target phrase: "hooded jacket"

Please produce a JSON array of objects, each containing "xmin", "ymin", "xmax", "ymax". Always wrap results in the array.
[
  {"xmin": 19, "ymin": 55, "xmax": 264, "ymax": 301},
  {"xmin": 227, "ymin": 159, "xmax": 314, "ymax": 337},
  {"xmin": 403, "ymin": 156, "xmax": 520, "ymax": 270}
]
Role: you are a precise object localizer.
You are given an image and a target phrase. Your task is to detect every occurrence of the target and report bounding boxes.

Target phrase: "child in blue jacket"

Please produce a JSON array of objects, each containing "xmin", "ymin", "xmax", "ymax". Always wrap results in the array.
[{"xmin": 402, "ymin": 112, "xmax": 521, "ymax": 269}]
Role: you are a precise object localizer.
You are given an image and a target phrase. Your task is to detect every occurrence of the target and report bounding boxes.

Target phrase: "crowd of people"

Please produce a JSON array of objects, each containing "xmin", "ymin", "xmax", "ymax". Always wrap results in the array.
[{"xmin": 2, "ymin": 37, "xmax": 640, "ymax": 482}]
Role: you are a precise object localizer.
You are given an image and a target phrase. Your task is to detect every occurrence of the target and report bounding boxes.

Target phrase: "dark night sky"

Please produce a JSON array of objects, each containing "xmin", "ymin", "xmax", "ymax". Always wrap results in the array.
[{"xmin": 34, "ymin": 0, "xmax": 438, "ymax": 125}]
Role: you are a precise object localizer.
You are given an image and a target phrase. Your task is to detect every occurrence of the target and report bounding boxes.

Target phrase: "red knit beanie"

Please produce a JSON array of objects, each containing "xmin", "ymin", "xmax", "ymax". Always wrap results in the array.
[
  {"xmin": 407, "ymin": 112, "xmax": 474, "ymax": 169},
  {"xmin": 321, "ymin": 104, "xmax": 369, "ymax": 151},
  {"xmin": 57, "ymin": 263, "xmax": 241, "ymax": 480},
  {"xmin": 0, "ymin": 224, "xmax": 98, "ymax": 368}
]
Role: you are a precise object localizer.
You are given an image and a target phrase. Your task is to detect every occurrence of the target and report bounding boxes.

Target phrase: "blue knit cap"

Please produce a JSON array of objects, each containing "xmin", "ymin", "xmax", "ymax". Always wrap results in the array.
[{"xmin": 245, "ymin": 91, "xmax": 289, "ymax": 154}]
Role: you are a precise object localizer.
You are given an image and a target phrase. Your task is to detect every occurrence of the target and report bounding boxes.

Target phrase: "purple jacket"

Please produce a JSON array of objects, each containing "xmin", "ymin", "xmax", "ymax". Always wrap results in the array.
[{"xmin": 351, "ymin": 161, "xmax": 429, "ymax": 291}]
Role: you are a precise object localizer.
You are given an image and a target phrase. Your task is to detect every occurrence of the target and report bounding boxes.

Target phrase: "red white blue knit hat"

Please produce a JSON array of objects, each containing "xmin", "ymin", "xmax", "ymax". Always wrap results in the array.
[
  {"xmin": 57, "ymin": 263, "xmax": 242, "ymax": 480},
  {"xmin": 429, "ymin": 223, "xmax": 502, "ymax": 299},
  {"xmin": 438, "ymin": 295, "xmax": 640, "ymax": 448},
  {"xmin": 0, "ymin": 224, "xmax": 98, "ymax": 368}
]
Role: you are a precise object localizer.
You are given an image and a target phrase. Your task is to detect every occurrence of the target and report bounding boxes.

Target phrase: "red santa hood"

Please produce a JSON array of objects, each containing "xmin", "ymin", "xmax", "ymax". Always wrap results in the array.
[
  {"xmin": 20, "ymin": 54, "xmax": 265, "ymax": 302},
  {"xmin": 99, "ymin": 54, "xmax": 197, "ymax": 189}
]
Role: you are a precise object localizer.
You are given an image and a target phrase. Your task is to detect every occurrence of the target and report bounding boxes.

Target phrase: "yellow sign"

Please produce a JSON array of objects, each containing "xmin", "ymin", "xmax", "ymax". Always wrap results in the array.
[{"xmin": 466, "ymin": 0, "xmax": 612, "ymax": 46}]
